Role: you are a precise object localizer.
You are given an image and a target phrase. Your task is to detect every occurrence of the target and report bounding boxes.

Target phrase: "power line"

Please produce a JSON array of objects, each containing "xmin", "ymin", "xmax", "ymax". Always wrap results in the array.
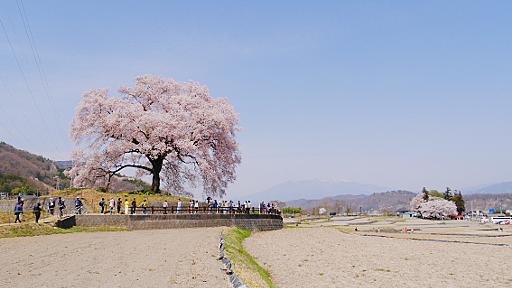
[
  {"xmin": 16, "ymin": 0, "xmax": 59, "ymax": 118},
  {"xmin": 0, "ymin": 16, "xmax": 46, "ymax": 124},
  {"xmin": 0, "ymin": 15, "xmax": 60, "ymax": 155},
  {"xmin": 15, "ymin": 0, "xmax": 64, "ymax": 151}
]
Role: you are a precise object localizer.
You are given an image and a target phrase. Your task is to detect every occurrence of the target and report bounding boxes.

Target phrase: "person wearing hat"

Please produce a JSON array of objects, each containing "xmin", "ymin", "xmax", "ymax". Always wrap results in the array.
[{"xmin": 75, "ymin": 197, "xmax": 83, "ymax": 214}]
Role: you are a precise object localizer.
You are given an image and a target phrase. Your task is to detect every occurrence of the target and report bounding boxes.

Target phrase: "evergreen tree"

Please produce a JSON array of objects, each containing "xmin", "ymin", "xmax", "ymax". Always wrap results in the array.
[
  {"xmin": 443, "ymin": 187, "xmax": 453, "ymax": 201},
  {"xmin": 452, "ymin": 191, "xmax": 465, "ymax": 215},
  {"xmin": 422, "ymin": 187, "xmax": 429, "ymax": 201}
]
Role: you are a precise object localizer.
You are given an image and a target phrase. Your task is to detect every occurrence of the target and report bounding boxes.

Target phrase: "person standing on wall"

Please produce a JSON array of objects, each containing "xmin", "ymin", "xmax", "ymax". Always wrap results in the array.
[
  {"xmin": 116, "ymin": 198, "xmax": 122, "ymax": 214},
  {"xmin": 189, "ymin": 199, "xmax": 194, "ymax": 214},
  {"xmin": 99, "ymin": 198, "xmax": 106, "ymax": 214},
  {"xmin": 140, "ymin": 199, "xmax": 148, "ymax": 215},
  {"xmin": 162, "ymin": 200, "xmax": 168, "ymax": 214},
  {"xmin": 177, "ymin": 199, "xmax": 182, "ymax": 214},
  {"xmin": 194, "ymin": 200, "xmax": 199, "ymax": 214},
  {"xmin": 131, "ymin": 198, "xmax": 137, "ymax": 214},
  {"xmin": 124, "ymin": 199, "xmax": 129, "ymax": 214},
  {"xmin": 109, "ymin": 198, "xmax": 115, "ymax": 215}
]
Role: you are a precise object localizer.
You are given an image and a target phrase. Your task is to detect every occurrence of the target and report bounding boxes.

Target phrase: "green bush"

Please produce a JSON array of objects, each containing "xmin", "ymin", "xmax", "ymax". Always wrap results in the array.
[
  {"xmin": 282, "ymin": 207, "xmax": 302, "ymax": 214},
  {"xmin": 11, "ymin": 184, "xmax": 36, "ymax": 195},
  {"xmin": 428, "ymin": 190, "xmax": 444, "ymax": 198},
  {"xmin": 0, "ymin": 173, "xmax": 27, "ymax": 193}
]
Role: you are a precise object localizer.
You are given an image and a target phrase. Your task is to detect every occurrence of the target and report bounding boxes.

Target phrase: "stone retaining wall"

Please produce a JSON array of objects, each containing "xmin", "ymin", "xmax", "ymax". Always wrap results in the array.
[{"xmin": 60, "ymin": 214, "xmax": 283, "ymax": 231}]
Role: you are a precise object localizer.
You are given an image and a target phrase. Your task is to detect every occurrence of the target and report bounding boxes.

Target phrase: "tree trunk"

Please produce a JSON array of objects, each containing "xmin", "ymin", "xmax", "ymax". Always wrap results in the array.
[
  {"xmin": 150, "ymin": 157, "xmax": 164, "ymax": 193},
  {"xmin": 151, "ymin": 173, "xmax": 161, "ymax": 193}
]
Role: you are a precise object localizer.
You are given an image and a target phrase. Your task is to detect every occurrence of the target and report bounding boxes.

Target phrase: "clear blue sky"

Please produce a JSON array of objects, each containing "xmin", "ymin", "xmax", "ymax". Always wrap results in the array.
[{"xmin": 1, "ymin": 1, "xmax": 511, "ymax": 197}]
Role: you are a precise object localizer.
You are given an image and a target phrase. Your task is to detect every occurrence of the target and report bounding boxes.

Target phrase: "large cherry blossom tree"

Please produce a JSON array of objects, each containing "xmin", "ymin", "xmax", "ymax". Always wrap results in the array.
[
  {"xmin": 409, "ymin": 192, "xmax": 426, "ymax": 211},
  {"xmin": 417, "ymin": 199, "xmax": 457, "ymax": 219},
  {"xmin": 410, "ymin": 192, "xmax": 457, "ymax": 219},
  {"xmin": 69, "ymin": 75, "xmax": 241, "ymax": 195}
]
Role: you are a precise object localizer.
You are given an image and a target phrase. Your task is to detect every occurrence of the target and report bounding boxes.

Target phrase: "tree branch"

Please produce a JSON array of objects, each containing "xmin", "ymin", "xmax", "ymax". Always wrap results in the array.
[{"xmin": 111, "ymin": 164, "xmax": 153, "ymax": 175}]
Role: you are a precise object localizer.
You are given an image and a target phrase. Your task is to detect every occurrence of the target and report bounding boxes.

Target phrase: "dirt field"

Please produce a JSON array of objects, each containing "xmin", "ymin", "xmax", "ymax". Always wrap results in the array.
[
  {"xmin": 246, "ymin": 220, "xmax": 512, "ymax": 288},
  {"xmin": 0, "ymin": 228, "xmax": 229, "ymax": 288}
]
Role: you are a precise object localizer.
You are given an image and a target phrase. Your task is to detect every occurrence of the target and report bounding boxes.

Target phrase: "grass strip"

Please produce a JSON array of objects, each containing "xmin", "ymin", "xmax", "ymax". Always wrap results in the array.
[
  {"xmin": 0, "ymin": 223, "xmax": 127, "ymax": 239},
  {"xmin": 224, "ymin": 227, "xmax": 276, "ymax": 288}
]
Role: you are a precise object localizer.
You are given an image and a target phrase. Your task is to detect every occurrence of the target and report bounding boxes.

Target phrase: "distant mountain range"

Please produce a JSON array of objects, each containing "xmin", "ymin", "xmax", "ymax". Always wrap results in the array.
[
  {"xmin": 465, "ymin": 182, "xmax": 512, "ymax": 194},
  {"xmin": 464, "ymin": 193, "xmax": 512, "ymax": 211},
  {"xmin": 285, "ymin": 190, "xmax": 512, "ymax": 212},
  {"xmin": 250, "ymin": 178, "xmax": 512, "ymax": 202},
  {"xmin": 250, "ymin": 179, "xmax": 512, "ymax": 212},
  {"xmin": 248, "ymin": 179, "xmax": 387, "ymax": 202},
  {"xmin": 286, "ymin": 190, "xmax": 416, "ymax": 212}
]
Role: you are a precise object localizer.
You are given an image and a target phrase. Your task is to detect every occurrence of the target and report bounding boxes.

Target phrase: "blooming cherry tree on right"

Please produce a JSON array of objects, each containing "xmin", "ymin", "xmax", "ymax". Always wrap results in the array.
[{"xmin": 410, "ymin": 191, "xmax": 457, "ymax": 219}]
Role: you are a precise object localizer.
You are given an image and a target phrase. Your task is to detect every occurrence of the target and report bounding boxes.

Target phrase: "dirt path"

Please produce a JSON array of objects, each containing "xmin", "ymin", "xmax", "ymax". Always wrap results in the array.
[
  {"xmin": 0, "ymin": 228, "xmax": 229, "ymax": 288},
  {"xmin": 245, "ymin": 227, "xmax": 512, "ymax": 288}
]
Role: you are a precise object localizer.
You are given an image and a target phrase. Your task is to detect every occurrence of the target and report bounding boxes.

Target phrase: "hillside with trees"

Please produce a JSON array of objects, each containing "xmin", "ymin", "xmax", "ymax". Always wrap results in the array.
[
  {"xmin": 0, "ymin": 142, "xmax": 64, "ymax": 193},
  {"xmin": 0, "ymin": 142, "xmax": 176, "ymax": 194}
]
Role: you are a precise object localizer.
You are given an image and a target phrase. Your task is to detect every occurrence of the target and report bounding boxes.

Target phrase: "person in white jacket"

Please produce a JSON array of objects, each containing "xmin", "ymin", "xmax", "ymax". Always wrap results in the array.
[
  {"xmin": 109, "ymin": 198, "xmax": 115, "ymax": 214},
  {"xmin": 194, "ymin": 200, "xmax": 199, "ymax": 213},
  {"xmin": 177, "ymin": 199, "xmax": 182, "ymax": 214}
]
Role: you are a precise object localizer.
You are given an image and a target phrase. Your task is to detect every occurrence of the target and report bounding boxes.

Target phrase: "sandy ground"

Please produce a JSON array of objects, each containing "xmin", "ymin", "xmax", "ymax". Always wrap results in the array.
[
  {"xmin": 245, "ymin": 226, "xmax": 512, "ymax": 288},
  {"xmin": 0, "ymin": 228, "xmax": 229, "ymax": 288}
]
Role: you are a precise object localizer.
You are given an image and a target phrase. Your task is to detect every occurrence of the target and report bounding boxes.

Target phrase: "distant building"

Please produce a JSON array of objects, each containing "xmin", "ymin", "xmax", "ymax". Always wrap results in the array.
[{"xmin": 397, "ymin": 210, "xmax": 418, "ymax": 218}]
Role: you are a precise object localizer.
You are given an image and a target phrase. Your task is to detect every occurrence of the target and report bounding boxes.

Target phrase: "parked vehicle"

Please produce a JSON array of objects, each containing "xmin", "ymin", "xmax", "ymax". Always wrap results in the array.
[{"xmin": 490, "ymin": 216, "xmax": 512, "ymax": 225}]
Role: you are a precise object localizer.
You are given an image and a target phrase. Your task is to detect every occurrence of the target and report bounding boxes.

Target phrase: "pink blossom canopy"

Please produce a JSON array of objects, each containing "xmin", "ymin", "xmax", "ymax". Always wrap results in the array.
[
  {"xmin": 410, "ymin": 192, "xmax": 457, "ymax": 219},
  {"xmin": 69, "ymin": 75, "xmax": 241, "ymax": 195}
]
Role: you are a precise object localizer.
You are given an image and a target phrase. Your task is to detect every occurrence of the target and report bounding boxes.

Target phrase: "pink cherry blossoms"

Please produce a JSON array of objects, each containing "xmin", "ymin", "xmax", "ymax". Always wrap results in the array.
[
  {"xmin": 69, "ymin": 75, "xmax": 241, "ymax": 195},
  {"xmin": 410, "ymin": 193, "xmax": 457, "ymax": 219},
  {"xmin": 417, "ymin": 199, "xmax": 457, "ymax": 219}
]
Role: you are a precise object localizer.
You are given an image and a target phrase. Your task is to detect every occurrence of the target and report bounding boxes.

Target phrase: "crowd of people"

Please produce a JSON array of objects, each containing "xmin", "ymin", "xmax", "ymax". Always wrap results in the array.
[
  {"xmin": 96, "ymin": 197, "xmax": 280, "ymax": 215},
  {"xmin": 13, "ymin": 195, "xmax": 68, "ymax": 224},
  {"xmin": 203, "ymin": 199, "xmax": 280, "ymax": 214},
  {"xmin": 92, "ymin": 197, "xmax": 282, "ymax": 215},
  {"xmin": 12, "ymin": 195, "xmax": 280, "ymax": 223}
]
